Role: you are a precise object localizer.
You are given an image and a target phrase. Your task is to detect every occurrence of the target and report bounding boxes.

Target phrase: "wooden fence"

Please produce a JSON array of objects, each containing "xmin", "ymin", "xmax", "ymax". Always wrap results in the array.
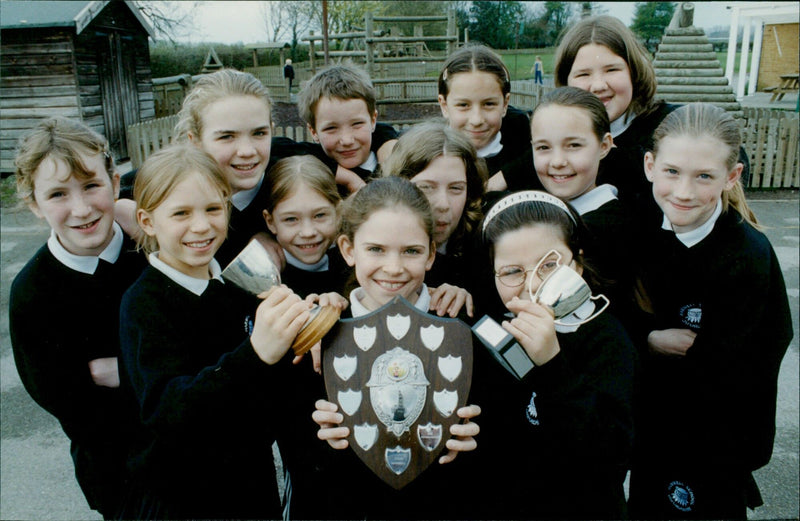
[
  {"xmin": 741, "ymin": 108, "xmax": 799, "ymax": 188},
  {"xmin": 127, "ymin": 105, "xmax": 799, "ymax": 190}
]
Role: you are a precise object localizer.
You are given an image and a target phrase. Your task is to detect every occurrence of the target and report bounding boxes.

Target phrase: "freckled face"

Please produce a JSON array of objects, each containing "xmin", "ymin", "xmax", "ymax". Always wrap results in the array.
[
  {"xmin": 309, "ymin": 97, "xmax": 377, "ymax": 170},
  {"xmin": 29, "ymin": 152, "xmax": 120, "ymax": 256},
  {"xmin": 438, "ymin": 71, "xmax": 509, "ymax": 151},
  {"xmin": 567, "ymin": 43, "xmax": 634, "ymax": 123}
]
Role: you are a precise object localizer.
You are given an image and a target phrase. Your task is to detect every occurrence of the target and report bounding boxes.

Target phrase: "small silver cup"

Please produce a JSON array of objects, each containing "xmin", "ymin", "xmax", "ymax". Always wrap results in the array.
[{"xmin": 528, "ymin": 250, "xmax": 609, "ymax": 327}]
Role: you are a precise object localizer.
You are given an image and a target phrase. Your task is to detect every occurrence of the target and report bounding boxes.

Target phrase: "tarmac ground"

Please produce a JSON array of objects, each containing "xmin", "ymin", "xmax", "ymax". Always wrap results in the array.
[{"xmin": 1, "ymin": 190, "xmax": 798, "ymax": 520}]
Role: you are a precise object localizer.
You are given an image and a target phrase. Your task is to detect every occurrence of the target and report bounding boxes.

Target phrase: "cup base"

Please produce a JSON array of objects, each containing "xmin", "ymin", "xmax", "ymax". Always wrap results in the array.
[{"xmin": 292, "ymin": 305, "xmax": 341, "ymax": 355}]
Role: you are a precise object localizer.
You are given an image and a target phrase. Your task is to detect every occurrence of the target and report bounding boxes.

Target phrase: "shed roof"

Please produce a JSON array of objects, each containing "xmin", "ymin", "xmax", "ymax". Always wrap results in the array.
[{"xmin": 0, "ymin": 1, "xmax": 154, "ymax": 37}]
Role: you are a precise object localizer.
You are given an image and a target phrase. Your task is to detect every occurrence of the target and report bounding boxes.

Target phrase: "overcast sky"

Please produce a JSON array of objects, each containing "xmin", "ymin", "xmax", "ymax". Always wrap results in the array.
[{"xmin": 175, "ymin": 2, "xmax": 735, "ymax": 45}]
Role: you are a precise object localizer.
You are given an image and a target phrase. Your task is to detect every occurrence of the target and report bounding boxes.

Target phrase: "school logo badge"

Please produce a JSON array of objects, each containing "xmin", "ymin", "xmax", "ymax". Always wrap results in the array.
[
  {"xmin": 679, "ymin": 303, "xmax": 703, "ymax": 330},
  {"xmin": 667, "ymin": 480, "xmax": 695, "ymax": 512},
  {"xmin": 323, "ymin": 296, "xmax": 473, "ymax": 489}
]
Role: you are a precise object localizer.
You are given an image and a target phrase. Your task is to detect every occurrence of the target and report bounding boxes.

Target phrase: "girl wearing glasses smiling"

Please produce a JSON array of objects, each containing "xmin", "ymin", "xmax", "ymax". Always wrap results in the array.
[{"xmin": 468, "ymin": 190, "xmax": 637, "ymax": 519}]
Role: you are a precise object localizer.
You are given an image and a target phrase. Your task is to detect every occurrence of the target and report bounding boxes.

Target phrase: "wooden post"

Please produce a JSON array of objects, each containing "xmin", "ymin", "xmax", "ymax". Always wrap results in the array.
[
  {"xmin": 322, "ymin": 0, "xmax": 330, "ymax": 66},
  {"xmin": 252, "ymin": 48, "xmax": 258, "ymax": 67},
  {"xmin": 365, "ymin": 12, "xmax": 374, "ymax": 75},
  {"xmin": 447, "ymin": 8, "xmax": 456, "ymax": 54},
  {"xmin": 309, "ymin": 30, "xmax": 316, "ymax": 73}
]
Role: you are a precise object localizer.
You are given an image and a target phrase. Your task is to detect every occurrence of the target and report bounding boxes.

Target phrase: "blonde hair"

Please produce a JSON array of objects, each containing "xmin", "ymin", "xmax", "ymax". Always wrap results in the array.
[
  {"xmin": 651, "ymin": 103, "xmax": 758, "ymax": 228},
  {"xmin": 297, "ymin": 63, "xmax": 376, "ymax": 129},
  {"xmin": 380, "ymin": 121, "xmax": 487, "ymax": 256},
  {"xmin": 14, "ymin": 117, "xmax": 114, "ymax": 204},
  {"xmin": 264, "ymin": 155, "xmax": 340, "ymax": 214},
  {"xmin": 173, "ymin": 69, "xmax": 272, "ymax": 142},
  {"xmin": 554, "ymin": 15, "xmax": 657, "ymax": 119},
  {"xmin": 134, "ymin": 144, "xmax": 232, "ymax": 254}
]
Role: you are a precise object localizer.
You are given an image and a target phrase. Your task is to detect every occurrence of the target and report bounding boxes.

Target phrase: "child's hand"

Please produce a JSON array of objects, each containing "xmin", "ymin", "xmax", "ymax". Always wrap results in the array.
[
  {"xmin": 250, "ymin": 286, "xmax": 310, "ymax": 365},
  {"xmin": 376, "ymin": 139, "xmax": 398, "ymax": 164},
  {"xmin": 428, "ymin": 284, "xmax": 474, "ymax": 318},
  {"xmin": 647, "ymin": 328, "xmax": 696, "ymax": 357},
  {"xmin": 292, "ymin": 340, "xmax": 322, "ymax": 374},
  {"xmin": 251, "ymin": 232, "xmax": 286, "ymax": 270},
  {"xmin": 502, "ymin": 297, "xmax": 560, "ymax": 366},
  {"xmin": 439, "ymin": 404, "xmax": 481, "ymax": 464},
  {"xmin": 114, "ymin": 199, "xmax": 143, "ymax": 241},
  {"xmin": 312, "ymin": 399, "xmax": 350, "ymax": 449},
  {"xmin": 335, "ymin": 166, "xmax": 366, "ymax": 195},
  {"xmin": 486, "ymin": 171, "xmax": 508, "ymax": 192},
  {"xmin": 88, "ymin": 357, "xmax": 120, "ymax": 388},
  {"xmin": 306, "ymin": 292, "xmax": 349, "ymax": 311}
]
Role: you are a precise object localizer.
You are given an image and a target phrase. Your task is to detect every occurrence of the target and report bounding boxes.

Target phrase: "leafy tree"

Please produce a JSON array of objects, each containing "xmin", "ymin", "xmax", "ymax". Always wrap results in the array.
[
  {"xmin": 631, "ymin": 2, "xmax": 675, "ymax": 53},
  {"xmin": 536, "ymin": 2, "xmax": 575, "ymax": 46},
  {"xmin": 467, "ymin": 1, "xmax": 526, "ymax": 49}
]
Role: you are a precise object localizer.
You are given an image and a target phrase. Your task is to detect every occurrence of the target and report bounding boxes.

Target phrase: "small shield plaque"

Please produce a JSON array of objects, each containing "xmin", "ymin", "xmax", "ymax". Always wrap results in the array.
[{"xmin": 324, "ymin": 297, "xmax": 473, "ymax": 489}]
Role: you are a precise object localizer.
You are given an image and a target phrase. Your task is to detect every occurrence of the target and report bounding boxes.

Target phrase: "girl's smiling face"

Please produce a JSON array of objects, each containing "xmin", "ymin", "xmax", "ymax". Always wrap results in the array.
[
  {"xmin": 493, "ymin": 223, "xmax": 580, "ymax": 307},
  {"xmin": 29, "ymin": 151, "xmax": 120, "ymax": 256},
  {"xmin": 192, "ymin": 95, "xmax": 272, "ymax": 194},
  {"xmin": 531, "ymin": 104, "xmax": 612, "ymax": 200},
  {"xmin": 567, "ymin": 43, "xmax": 633, "ymax": 123},
  {"xmin": 138, "ymin": 172, "xmax": 229, "ymax": 279},
  {"xmin": 645, "ymin": 135, "xmax": 741, "ymax": 233},
  {"xmin": 438, "ymin": 71, "xmax": 509, "ymax": 151},
  {"xmin": 338, "ymin": 207, "xmax": 435, "ymax": 311},
  {"xmin": 410, "ymin": 154, "xmax": 468, "ymax": 247},
  {"xmin": 264, "ymin": 183, "xmax": 338, "ymax": 265}
]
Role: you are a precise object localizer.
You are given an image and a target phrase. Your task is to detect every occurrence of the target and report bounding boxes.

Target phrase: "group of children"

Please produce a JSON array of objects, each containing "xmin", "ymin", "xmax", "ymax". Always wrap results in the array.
[{"xmin": 9, "ymin": 14, "xmax": 792, "ymax": 521}]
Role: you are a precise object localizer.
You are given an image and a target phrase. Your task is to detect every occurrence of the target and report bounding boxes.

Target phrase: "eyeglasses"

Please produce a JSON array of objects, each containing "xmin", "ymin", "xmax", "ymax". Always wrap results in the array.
[{"xmin": 495, "ymin": 250, "xmax": 565, "ymax": 288}]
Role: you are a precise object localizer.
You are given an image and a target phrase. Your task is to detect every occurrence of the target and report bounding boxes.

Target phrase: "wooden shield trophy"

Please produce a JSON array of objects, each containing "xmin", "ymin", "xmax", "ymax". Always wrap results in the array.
[{"xmin": 323, "ymin": 296, "xmax": 473, "ymax": 489}]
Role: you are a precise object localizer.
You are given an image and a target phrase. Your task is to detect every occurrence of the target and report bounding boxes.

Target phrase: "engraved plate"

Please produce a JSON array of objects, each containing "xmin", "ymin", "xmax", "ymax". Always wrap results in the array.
[
  {"xmin": 367, "ymin": 347, "xmax": 429, "ymax": 437},
  {"xmin": 354, "ymin": 423, "xmax": 379, "ymax": 451},
  {"xmin": 386, "ymin": 314, "xmax": 410, "ymax": 340},
  {"xmin": 353, "ymin": 325, "xmax": 377, "ymax": 351},
  {"xmin": 420, "ymin": 324, "xmax": 444, "ymax": 351},
  {"xmin": 385, "ymin": 446, "xmax": 411, "ymax": 475},
  {"xmin": 417, "ymin": 423, "xmax": 442, "ymax": 452},
  {"xmin": 337, "ymin": 389, "xmax": 362, "ymax": 416},
  {"xmin": 437, "ymin": 355, "xmax": 462, "ymax": 382},
  {"xmin": 333, "ymin": 354, "xmax": 357, "ymax": 381},
  {"xmin": 433, "ymin": 389, "xmax": 458, "ymax": 417}
]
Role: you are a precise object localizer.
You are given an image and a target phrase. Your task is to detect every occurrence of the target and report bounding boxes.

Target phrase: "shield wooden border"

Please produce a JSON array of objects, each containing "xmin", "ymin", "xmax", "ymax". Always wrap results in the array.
[{"xmin": 323, "ymin": 296, "xmax": 473, "ymax": 489}]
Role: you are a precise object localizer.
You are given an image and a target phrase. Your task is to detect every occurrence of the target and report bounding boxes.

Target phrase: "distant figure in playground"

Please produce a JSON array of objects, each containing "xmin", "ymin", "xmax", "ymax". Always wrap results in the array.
[
  {"xmin": 532, "ymin": 55, "xmax": 544, "ymax": 85},
  {"xmin": 284, "ymin": 58, "xmax": 295, "ymax": 92}
]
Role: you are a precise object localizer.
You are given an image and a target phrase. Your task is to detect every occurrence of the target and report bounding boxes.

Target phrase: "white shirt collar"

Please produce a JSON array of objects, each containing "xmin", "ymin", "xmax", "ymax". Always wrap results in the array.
[
  {"xmin": 284, "ymin": 248, "xmax": 329, "ymax": 272},
  {"xmin": 436, "ymin": 240, "xmax": 448, "ymax": 254},
  {"xmin": 569, "ymin": 184, "xmax": 618, "ymax": 215},
  {"xmin": 349, "ymin": 283, "xmax": 431, "ymax": 318},
  {"xmin": 610, "ymin": 111, "xmax": 636, "ymax": 138},
  {"xmin": 477, "ymin": 132, "xmax": 503, "ymax": 159},
  {"xmin": 47, "ymin": 222, "xmax": 124, "ymax": 274},
  {"xmin": 360, "ymin": 151, "xmax": 378, "ymax": 173},
  {"xmin": 661, "ymin": 198, "xmax": 723, "ymax": 248},
  {"xmin": 230, "ymin": 174, "xmax": 265, "ymax": 211},
  {"xmin": 148, "ymin": 252, "xmax": 224, "ymax": 296}
]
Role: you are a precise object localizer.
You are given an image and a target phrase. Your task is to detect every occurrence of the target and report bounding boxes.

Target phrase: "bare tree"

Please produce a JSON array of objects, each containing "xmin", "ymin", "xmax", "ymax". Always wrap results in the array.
[{"xmin": 134, "ymin": 1, "xmax": 199, "ymax": 43}]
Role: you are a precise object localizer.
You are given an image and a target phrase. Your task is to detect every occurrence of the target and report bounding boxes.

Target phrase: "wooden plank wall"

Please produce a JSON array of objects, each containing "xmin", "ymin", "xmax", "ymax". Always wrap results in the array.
[
  {"xmin": 741, "ymin": 108, "xmax": 799, "ymax": 189},
  {"xmin": 0, "ymin": 29, "xmax": 80, "ymax": 172}
]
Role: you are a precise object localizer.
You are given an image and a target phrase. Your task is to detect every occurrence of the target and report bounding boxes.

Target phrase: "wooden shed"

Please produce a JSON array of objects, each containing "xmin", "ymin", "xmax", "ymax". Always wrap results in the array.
[{"xmin": 0, "ymin": 1, "xmax": 155, "ymax": 172}]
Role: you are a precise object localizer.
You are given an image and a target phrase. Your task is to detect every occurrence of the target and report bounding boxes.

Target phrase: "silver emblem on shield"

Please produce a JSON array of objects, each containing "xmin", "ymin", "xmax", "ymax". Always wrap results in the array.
[
  {"xmin": 433, "ymin": 389, "xmax": 458, "ymax": 417},
  {"xmin": 333, "ymin": 354, "xmax": 357, "ymax": 381},
  {"xmin": 417, "ymin": 423, "xmax": 443, "ymax": 452},
  {"xmin": 353, "ymin": 325, "xmax": 377, "ymax": 351},
  {"xmin": 337, "ymin": 389, "xmax": 362, "ymax": 416},
  {"xmin": 367, "ymin": 347, "xmax": 429, "ymax": 437},
  {"xmin": 354, "ymin": 423, "xmax": 379, "ymax": 451},
  {"xmin": 385, "ymin": 446, "xmax": 411, "ymax": 475},
  {"xmin": 437, "ymin": 355, "xmax": 462, "ymax": 382},
  {"xmin": 420, "ymin": 324, "xmax": 444, "ymax": 351},
  {"xmin": 386, "ymin": 314, "xmax": 411, "ymax": 340}
]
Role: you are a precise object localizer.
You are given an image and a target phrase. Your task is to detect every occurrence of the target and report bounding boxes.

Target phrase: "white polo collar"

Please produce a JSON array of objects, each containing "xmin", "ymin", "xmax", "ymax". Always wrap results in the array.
[
  {"xmin": 477, "ymin": 132, "xmax": 503, "ymax": 159},
  {"xmin": 231, "ymin": 173, "xmax": 265, "ymax": 211},
  {"xmin": 360, "ymin": 152, "xmax": 378, "ymax": 173},
  {"xmin": 148, "ymin": 252, "xmax": 224, "ymax": 296},
  {"xmin": 569, "ymin": 184, "xmax": 618, "ymax": 215},
  {"xmin": 284, "ymin": 248, "xmax": 329, "ymax": 272},
  {"xmin": 610, "ymin": 111, "xmax": 636, "ymax": 138},
  {"xmin": 47, "ymin": 222, "xmax": 124, "ymax": 274},
  {"xmin": 349, "ymin": 283, "xmax": 431, "ymax": 318},
  {"xmin": 661, "ymin": 198, "xmax": 722, "ymax": 248}
]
